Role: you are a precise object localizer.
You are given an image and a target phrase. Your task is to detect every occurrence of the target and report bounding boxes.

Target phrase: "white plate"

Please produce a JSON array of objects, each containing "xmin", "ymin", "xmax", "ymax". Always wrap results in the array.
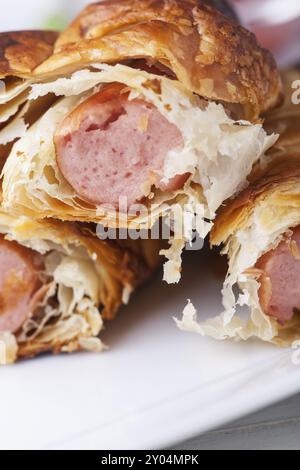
[{"xmin": 1, "ymin": 247, "xmax": 300, "ymax": 450}]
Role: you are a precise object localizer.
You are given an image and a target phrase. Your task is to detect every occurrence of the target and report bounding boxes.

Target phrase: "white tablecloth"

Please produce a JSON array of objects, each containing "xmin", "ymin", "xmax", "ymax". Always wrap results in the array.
[{"xmin": 174, "ymin": 393, "xmax": 300, "ymax": 450}]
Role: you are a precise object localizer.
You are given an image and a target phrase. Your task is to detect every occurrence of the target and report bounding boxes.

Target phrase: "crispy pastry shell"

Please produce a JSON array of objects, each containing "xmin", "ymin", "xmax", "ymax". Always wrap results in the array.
[
  {"xmin": 0, "ymin": 31, "xmax": 58, "ymax": 161},
  {"xmin": 0, "ymin": 30, "xmax": 57, "ymax": 79},
  {"xmin": 34, "ymin": 0, "xmax": 282, "ymax": 120}
]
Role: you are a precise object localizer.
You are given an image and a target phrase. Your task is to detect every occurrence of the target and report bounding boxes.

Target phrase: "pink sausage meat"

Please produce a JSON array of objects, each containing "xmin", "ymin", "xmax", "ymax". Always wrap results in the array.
[
  {"xmin": 0, "ymin": 237, "xmax": 42, "ymax": 334},
  {"xmin": 256, "ymin": 226, "xmax": 300, "ymax": 325},
  {"xmin": 55, "ymin": 84, "xmax": 187, "ymax": 207}
]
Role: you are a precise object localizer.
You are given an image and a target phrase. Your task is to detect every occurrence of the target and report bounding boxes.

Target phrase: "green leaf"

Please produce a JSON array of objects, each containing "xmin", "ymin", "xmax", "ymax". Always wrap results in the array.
[{"xmin": 43, "ymin": 15, "xmax": 68, "ymax": 31}]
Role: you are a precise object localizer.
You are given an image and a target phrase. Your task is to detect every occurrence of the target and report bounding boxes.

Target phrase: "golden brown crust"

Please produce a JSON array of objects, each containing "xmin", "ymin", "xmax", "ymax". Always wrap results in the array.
[
  {"xmin": 34, "ymin": 0, "xmax": 282, "ymax": 120},
  {"xmin": 211, "ymin": 70, "xmax": 300, "ymax": 246},
  {"xmin": 0, "ymin": 30, "xmax": 58, "ymax": 78},
  {"xmin": 211, "ymin": 163, "xmax": 300, "ymax": 246}
]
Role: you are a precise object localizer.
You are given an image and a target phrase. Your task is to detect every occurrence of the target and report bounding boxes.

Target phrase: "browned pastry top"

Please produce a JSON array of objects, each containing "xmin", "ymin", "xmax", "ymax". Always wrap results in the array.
[
  {"xmin": 34, "ymin": 0, "xmax": 282, "ymax": 120},
  {"xmin": 211, "ymin": 158, "xmax": 300, "ymax": 246},
  {"xmin": 0, "ymin": 30, "xmax": 58, "ymax": 78}
]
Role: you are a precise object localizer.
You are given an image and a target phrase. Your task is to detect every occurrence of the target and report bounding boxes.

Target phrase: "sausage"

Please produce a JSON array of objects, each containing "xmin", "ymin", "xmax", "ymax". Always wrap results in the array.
[
  {"xmin": 256, "ymin": 225, "xmax": 300, "ymax": 325},
  {"xmin": 0, "ymin": 237, "xmax": 43, "ymax": 333},
  {"xmin": 55, "ymin": 83, "xmax": 187, "ymax": 208}
]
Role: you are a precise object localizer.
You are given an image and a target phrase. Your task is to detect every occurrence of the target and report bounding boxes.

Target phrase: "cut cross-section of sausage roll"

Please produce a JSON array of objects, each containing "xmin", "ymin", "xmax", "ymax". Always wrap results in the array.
[
  {"xmin": 0, "ymin": 212, "xmax": 157, "ymax": 365},
  {"xmin": 177, "ymin": 70, "xmax": 300, "ymax": 346},
  {"xmin": 1, "ymin": 0, "xmax": 282, "ymax": 283},
  {"xmin": 0, "ymin": 31, "xmax": 58, "ymax": 169}
]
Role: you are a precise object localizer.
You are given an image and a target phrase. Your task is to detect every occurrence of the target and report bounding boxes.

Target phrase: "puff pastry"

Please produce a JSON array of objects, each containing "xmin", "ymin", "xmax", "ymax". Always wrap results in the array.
[
  {"xmin": 177, "ymin": 70, "xmax": 300, "ymax": 346},
  {"xmin": 1, "ymin": 1, "xmax": 282, "ymax": 283},
  {"xmin": 0, "ymin": 31, "xmax": 58, "ymax": 167},
  {"xmin": 0, "ymin": 212, "xmax": 157, "ymax": 365}
]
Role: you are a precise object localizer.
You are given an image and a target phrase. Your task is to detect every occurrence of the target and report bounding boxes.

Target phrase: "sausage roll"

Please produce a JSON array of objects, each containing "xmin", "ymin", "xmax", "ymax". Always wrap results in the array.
[
  {"xmin": 0, "ymin": 213, "xmax": 156, "ymax": 365},
  {"xmin": 1, "ymin": 1, "xmax": 282, "ymax": 283},
  {"xmin": 177, "ymin": 70, "xmax": 300, "ymax": 345}
]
